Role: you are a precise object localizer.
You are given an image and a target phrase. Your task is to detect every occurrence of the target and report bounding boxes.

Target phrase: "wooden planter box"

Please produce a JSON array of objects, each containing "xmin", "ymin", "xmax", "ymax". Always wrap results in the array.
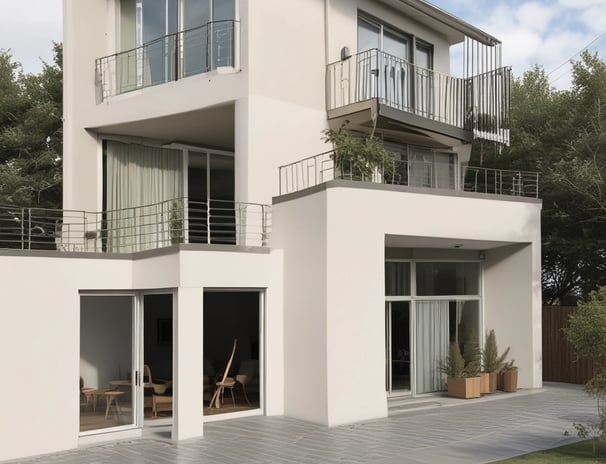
[
  {"xmin": 488, "ymin": 372, "xmax": 498, "ymax": 393},
  {"xmin": 480, "ymin": 373, "xmax": 490, "ymax": 394},
  {"xmin": 503, "ymin": 368, "xmax": 518, "ymax": 392},
  {"xmin": 480, "ymin": 372, "xmax": 498, "ymax": 393},
  {"xmin": 497, "ymin": 372, "xmax": 504, "ymax": 390},
  {"xmin": 447, "ymin": 376, "xmax": 481, "ymax": 399}
]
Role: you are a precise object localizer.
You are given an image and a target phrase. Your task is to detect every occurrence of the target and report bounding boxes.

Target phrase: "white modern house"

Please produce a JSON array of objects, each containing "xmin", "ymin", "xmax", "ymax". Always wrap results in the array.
[{"xmin": 0, "ymin": 0, "xmax": 542, "ymax": 461}]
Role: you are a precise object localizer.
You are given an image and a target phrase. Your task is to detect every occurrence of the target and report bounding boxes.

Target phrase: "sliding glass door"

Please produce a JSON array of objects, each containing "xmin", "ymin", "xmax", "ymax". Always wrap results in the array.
[
  {"xmin": 385, "ymin": 260, "xmax": 481, "ymax": 396},
  {"xmin": 386, "ymin": 301, "xmax": 410, "ymax": 393},
  {"xmin": 414, "ymin": 301, "xmax": 449, "ymax": 393},
  {"xmin": 80, "ymin": 292, "xmax": 175, "ymax": 433},
  {"xmin": 80, "ymin": 295, "xmax": 137, "ymax": 433}
]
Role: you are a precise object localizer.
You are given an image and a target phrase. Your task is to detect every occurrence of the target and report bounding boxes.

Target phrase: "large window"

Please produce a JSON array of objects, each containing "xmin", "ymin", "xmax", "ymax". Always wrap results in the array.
[
  {"xmin": 385, "ymin": 260, "xmax": 481, "ymax": 395},
  {"xmin": 357, "ymin": 14, "xmax": 433, "ymax": 114},
  {"xmin": 116, "ymin": 0, "xmax": 236, "ymax": 92},
  {"xmin": 386, "ymin": 144, "xmax": 456, "ymax": 189}
]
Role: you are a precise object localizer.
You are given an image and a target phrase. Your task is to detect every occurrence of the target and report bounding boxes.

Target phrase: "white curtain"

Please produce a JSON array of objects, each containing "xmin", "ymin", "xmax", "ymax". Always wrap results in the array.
[
  {"xmin": 106, "ymin": 141, "xmax": 183, "ymax": 252},
  {"xmin": 415, "ymin": 300, "xmax": 449, "ymax": 393}
]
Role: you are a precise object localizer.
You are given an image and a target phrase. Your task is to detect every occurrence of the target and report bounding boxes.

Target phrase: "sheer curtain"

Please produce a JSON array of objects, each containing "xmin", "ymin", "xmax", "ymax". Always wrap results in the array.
[
  {"xmin": 106, "ymin": 141, "xmax": 183, "ymax": 252},
  {"xmin": 415, "ymin": 300, "xmax": 449, "ymax": 393}
]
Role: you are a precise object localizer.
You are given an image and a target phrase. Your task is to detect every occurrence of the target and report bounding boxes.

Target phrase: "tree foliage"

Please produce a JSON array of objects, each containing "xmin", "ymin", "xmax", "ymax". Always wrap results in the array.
[
  {"xmin": 566, "ymin": 287, "xmax": 606, "ymax": 362},
  {"xmin": 565, "ymin": 287, "xmax": 606, "ymax": 450},
  {"xmin": 472, "ymin": 52, "xmax": 606, "ymax": 304},
  {"xmin": 0, "ymin": 43, "xmax": 62, "ymax": 208},
  {"xmin": 323, "ymin": 129, "xmax": 394, "ymax": 181}
]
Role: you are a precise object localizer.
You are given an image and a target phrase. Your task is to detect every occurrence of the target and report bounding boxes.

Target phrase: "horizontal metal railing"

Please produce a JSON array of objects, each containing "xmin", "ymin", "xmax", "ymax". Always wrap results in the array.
[
  {"xmin": 326, "ymin": 49, "xmax": 511, "ymax": 145},
  {"xmin": 95, "ymin": 20, "xmax": 239, "ymax": 101},
  {"xmin": 0, "ymin": 198, "xmax": 271, "ymax": 253},
  {"xmin": 461, "ymin": 166, "xmax": 539, "ymax": 197},
  {"xmin": 278, "ymin": 150, "xmax": 539, "ymax": 198}
]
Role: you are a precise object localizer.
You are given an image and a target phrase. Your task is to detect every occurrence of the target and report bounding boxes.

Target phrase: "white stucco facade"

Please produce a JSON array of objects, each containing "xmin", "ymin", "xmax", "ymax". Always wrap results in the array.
[
  {"xmin": 0, "ymin": 0, "xmax": 541, "ymax": 460},
  {"xmin": 273, "ymin": 182, "xmax": 542, "ymax": 426}
]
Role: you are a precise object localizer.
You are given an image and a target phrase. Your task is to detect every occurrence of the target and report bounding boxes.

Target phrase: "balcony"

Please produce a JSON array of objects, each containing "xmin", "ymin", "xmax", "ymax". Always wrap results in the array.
[
  {"xmin": 0, "ymin": 198, "xmax": 270, "ymax": 253},
  {"xmin": 95, "ymin": 20, "xmax": 239, "ymax": 102},
  {"xmin": 326, "ymin": 49, "xmax": 511, "ymax": 145},
  {"xmin": 278, "ymin": 151, "xmax": 538, "ymax": 198}
]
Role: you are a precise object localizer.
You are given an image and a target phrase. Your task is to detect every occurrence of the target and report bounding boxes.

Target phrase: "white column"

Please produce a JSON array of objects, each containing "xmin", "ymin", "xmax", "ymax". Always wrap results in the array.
[{"xmin": 172, "ymin": 286, "xmax": 204, "ymax": 440}]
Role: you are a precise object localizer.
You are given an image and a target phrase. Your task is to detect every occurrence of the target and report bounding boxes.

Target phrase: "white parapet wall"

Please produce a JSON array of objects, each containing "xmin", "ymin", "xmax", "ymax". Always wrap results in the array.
[
  {"xmin": 273, "ymin": 181, "xmax": 542, "ymax": 426},
  {"xmin": 0, "ymin": 246, "xmax": 283, "ymax": 461}
]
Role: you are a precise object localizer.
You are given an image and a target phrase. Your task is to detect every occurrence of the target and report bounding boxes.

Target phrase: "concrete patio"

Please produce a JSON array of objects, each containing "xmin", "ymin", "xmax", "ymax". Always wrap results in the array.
[{"xmin": 7, "ymin": 383, "xmax": 598, "ymax": 464}]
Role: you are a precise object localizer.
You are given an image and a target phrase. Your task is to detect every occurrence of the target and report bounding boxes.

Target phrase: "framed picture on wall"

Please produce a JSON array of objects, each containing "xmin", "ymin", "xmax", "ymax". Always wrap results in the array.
[{"xmin": 157, "ymin": 318, "xmax": 173, "ymax": 345}]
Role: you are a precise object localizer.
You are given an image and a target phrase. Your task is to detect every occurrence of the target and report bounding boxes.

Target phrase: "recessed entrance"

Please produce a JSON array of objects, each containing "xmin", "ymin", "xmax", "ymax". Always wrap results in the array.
[
  {"xmin": 385, "ymin": 258, "xmax": 481, "ymax": 396},
  {"xmin": 203, "ymin": 290, "xmax": 262, "ymax": 417}
]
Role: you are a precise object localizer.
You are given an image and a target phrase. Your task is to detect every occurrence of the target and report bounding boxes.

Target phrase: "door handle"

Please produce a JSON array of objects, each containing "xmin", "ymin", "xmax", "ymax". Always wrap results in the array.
[{"xmin": 135, "ymin": 370, "xmax": 140, "ymax": 386}]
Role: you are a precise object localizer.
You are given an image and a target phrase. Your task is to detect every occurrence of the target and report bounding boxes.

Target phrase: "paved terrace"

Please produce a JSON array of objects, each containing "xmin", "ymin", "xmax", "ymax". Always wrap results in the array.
[{"xmin": 8, "ymin": 383, "xmax": 597, "ymax": 464}]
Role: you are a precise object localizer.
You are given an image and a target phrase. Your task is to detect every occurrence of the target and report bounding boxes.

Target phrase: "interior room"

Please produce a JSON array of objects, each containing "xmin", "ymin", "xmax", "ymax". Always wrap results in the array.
[
  {"xmin": 79, "ymin": 293, "xmax": 174, "ymax": 432},
  {"xmin": 203, "ymin": 290, "xmax": 261, "ymax": 416}
]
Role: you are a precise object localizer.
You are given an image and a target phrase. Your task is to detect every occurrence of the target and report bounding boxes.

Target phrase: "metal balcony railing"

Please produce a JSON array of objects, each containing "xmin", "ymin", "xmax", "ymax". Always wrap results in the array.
[
  {"xmin": 278, "ymin": 151, "xmax": 538, "ymax": 198},
  {"xmin": 326, "ymin": 49, "xmax": 511, "ymax": 145},
  {"xmin": 95, "ymin": 20, "xmax": 239, "ymax": 102},
  {"xmin": 0, "ymin": 198, "xmax": 271, "ymax": 253}
]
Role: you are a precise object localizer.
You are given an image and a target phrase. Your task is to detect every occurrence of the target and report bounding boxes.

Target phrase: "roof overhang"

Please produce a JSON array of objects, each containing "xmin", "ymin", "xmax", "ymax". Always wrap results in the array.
[{"xmin": 379, "ymin": 0, "xmax": 501, "ymax": 46}]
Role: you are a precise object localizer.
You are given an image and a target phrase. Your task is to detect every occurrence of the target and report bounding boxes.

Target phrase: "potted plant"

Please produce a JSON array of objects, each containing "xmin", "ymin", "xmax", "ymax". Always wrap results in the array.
[
  {"xmin": 441, "ymin": 341, "xmax": 479, "ymax": 399},
  {"xmin": 502, "ymin": 360, "xmax": 518, "ymax": 392},
  {"xmin": 481, "ymin": 329, "xmax": 510, "ymax": 393},
  {"xmin": 170, "ymin": 199, "xmax": 184, "ymax": 245},
  {"xmin": 462, "ymin": 328, "xmax": 482, "ymax": 397},
  {"xmin": 322, "ymin": 129, "xmax": 394, "ymax": 182},
  {"xmin": 441, "ymin": 342, "xmax": 480, "ymax": 399}
]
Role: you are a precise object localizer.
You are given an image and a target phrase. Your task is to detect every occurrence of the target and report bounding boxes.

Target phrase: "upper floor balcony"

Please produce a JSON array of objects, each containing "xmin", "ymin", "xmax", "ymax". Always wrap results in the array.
[
  {"xmin": 278, "ymin": 151, "xmax": 538, "ymax": 199},
  {"xmin": 95, "ymin": 20, "xmax": 240, "ymax": 103},
  {"xmin": 326, "ymin": 49, "xmax": 511, "ymax": 146},
  {"xmin": 0, "ymin": 198, "xmax": 270, "ymax": 254}
]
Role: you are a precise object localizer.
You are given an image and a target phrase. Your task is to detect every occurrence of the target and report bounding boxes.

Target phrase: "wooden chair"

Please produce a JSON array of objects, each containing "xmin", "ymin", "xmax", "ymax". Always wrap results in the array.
[
  {"xmin": 79, "ymin": 376, "xmax": 97, "ymax": 410},
  {"xmin": 208, "ymin": 339, "xmax": 237, "ymax": 408},
  {"xmin": 235, "ymin": 359, "xmax": 258, "ymax": 406}
]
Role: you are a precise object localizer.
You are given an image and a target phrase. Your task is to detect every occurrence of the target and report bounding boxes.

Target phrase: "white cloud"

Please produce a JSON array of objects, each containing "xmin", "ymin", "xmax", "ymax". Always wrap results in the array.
[
  {"xmin": 430, "ymin": 0, "xmax": 606, "ymax": 89},
  {"xmin": 514, "ymin": 2, "xmax": 557, "ymax": 33}
]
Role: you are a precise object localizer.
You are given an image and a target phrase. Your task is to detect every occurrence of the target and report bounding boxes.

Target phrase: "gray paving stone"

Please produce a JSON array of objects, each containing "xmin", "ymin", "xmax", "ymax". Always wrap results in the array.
[{"xmin": 5, "ymin": 383, "xmax": 599, "ymax": 464}]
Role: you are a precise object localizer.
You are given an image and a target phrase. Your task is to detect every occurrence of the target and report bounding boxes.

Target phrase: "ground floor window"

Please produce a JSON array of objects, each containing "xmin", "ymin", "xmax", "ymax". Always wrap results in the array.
[{"xmin": 385, "ymin": 260, "xmax": 481, "ymax": 396}]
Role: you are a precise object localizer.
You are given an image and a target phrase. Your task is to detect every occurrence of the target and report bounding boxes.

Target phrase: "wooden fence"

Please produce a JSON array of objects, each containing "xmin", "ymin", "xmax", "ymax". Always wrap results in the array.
[{"xmin": 542, "ymin": 305, "xmax": 597, "ymax": 384}]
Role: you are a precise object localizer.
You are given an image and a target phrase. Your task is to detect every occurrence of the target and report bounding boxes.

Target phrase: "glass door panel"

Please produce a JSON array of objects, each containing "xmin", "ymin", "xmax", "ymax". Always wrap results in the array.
[
  {"xmin": 80, "ymin": 296, "xmax": 136, "ymax": 433},
  {"xmin": 414, "ymin": 44, "xmax": 433, "ymax": 117},
  {"xmin": 139, "ymin": 0, "xmax": 178, "ymax": 85},
  {"xmin": 434, "ymin": 153, "xmax": 455, "ymax": 190},
  {"xmin": 212, "ymin": 0, "xmax": 236, "ymax": 68},
  {"xmin": 357, "ymin": 18, "xmax": 380, "ymax": 101},
  {"xmin": 386, "ymin": 301, "xmax": 411, "ymax": 393},
  {"xmin": 409, "ymin": 149, "xmax": 433, "ymax": 188},
  {"xmin": 182, "ymin": 0, "xmax": 210, "ymax": 76},
  {"xmin": 143, "ymin": 294, "xmax": 174, "ymax": 419},
  {"xmin": 187, "ymin": 152, "xmax": 234, "ymax": 244},
  {"xmin": 208, "ymin": 154, "xmax": 235, "ymax": 244},
  {"xmin": 414, "ymin": 301, "xmax": 449, "ymax": 394},
  {"xmin": 383, "ymin": 31, "xmax": 409, "ymax": 110}
]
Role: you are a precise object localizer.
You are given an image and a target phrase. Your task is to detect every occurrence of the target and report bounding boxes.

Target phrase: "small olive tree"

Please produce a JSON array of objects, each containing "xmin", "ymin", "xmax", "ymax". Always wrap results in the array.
[{"xmin": 565, "ymin": 286, "xmax": 606, "ymax": 454}]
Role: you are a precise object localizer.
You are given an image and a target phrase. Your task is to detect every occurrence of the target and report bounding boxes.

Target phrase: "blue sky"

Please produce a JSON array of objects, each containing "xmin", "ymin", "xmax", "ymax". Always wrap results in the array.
[
  {"xmin": 0, "ymin": 0, "xmax": 604, "ymax": 89},
  {"xmin": 430, "ymin": 0, "xmax": 606, "ymax": 88}
]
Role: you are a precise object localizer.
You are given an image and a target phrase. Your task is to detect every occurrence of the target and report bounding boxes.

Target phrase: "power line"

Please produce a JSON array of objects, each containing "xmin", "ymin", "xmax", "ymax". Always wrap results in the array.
[{"xmin": 547, "ymin": 31, "xmax": 606, "ymax": 77}]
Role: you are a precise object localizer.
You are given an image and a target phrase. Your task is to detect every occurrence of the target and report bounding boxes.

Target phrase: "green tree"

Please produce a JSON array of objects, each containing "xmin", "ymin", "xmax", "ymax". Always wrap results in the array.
[
  {"xmin": 0, "ymin": 43, "xmax": 62, "ymax": 208},
  {"xmin": 472, "ymin": 55, "xmax": 606, "ymax": 304},
  {"xmin": 565, "ymin": 287, "xmax": 606, "ymax": 453}
]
